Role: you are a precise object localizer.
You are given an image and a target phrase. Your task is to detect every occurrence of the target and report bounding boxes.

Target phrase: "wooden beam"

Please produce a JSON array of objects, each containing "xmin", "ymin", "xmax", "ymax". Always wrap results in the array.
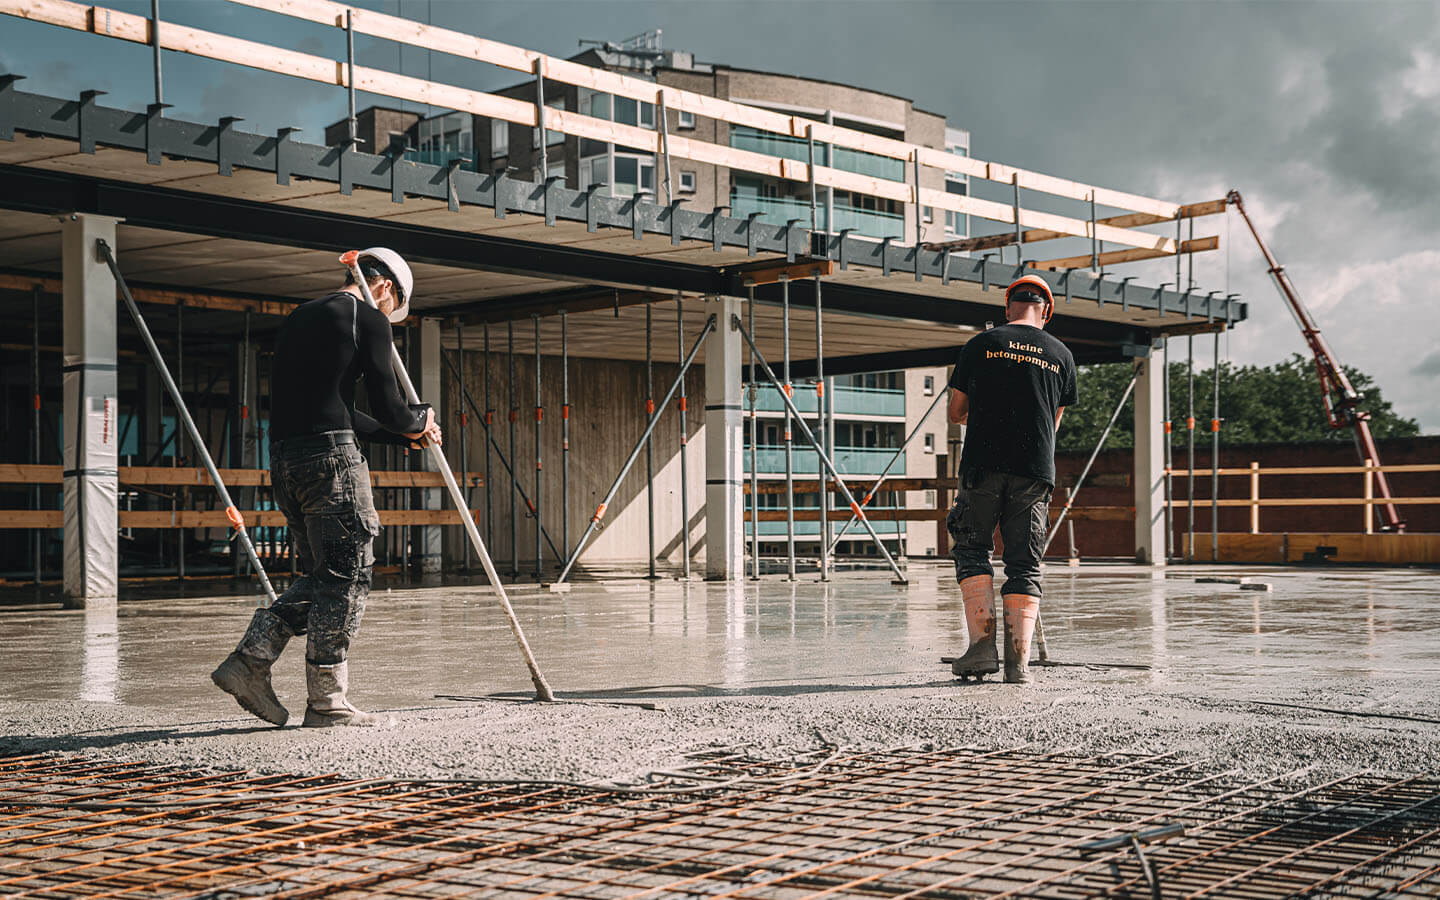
[
  {"xmin": 739, "ymin": 260, "xmax": 836, "ymax": 287},
  {"xmin": 923, "ymin": 199, "xmax": 1228, "ymax": 255},
  {"xmin": 1030, "ymin": 235, "xmax": 1219, "ymax": 271},
  {"xmin": 0, "ymin": 271, "xmax": 300, "ymax": 317}
]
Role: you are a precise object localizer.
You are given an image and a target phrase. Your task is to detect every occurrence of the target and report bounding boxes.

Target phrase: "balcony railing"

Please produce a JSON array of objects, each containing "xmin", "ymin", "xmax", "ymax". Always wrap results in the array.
[
  {"xmin": 749, "ymin": 384, "xmax": 905, "ymax": 418},
  {"xmin": 744, "ymin": 446, "xmax": 905, "ymax": 477},
  {"xmin": 403, "ymin": 148, "xmax": 475, "ymax": 168},
  {"xmin": 748, "ymin": 515, "xmax": 904, "ymax": 537},
  {"xmin": 729, "ymin": 127, "xmax": 906, "ymax": 182},
  {"xmin": 729, "ymin": 195, "xmax": 905, "ymax": 241}
]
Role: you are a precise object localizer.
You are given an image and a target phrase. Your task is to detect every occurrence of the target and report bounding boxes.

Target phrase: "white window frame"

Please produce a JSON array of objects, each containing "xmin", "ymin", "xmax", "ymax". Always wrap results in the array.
[
  {"xmin": 677, "ymin": 109, "xmax": 695, "ymax": 129},
  {"xmin": 490, "ymin": 120, "xmax": 508, "ymax": 157},
  {"xmin": 923, "ymin": 433, "xmax": 935, "ymax": 454},
  {"xmin": 923, "ymin": 375, "xmax": 934, "ymax": 396},
  {"xmin": 679, "ymin": 170, "xmax": 696, "ymax": 193}
]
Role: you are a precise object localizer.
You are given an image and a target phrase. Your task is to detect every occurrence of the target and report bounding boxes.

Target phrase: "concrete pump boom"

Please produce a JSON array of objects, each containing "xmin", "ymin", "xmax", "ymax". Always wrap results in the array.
[{"xmin": 1226, "ymin": 190, "xmax": 1405, "ymax": 532}]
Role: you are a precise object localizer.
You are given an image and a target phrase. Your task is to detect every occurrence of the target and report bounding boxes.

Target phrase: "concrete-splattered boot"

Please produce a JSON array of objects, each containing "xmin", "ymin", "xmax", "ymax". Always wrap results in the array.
[
  {"xmin": 951, "ymin": 574, "xmax": 999, "ymax": 681},
  {"xmin": 1002, "ymin": 594, "xmax": 1040, "ymax": 684},
  {"xmin": 211, "ymin": 609, "xmax": 292, "ymax": 726},
  {"xmin": 302, "ymin": 661, "xmax": 378, "ymax": 727}
]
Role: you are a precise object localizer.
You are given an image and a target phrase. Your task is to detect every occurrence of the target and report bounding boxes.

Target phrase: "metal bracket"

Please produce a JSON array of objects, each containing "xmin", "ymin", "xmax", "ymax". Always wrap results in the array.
[
  {"xmin": 0, "ymin": 74, "xmax": 23, "ymax": 142},
  {"xmin": 274, "ymin": 126, "xmax": 301, "ymax": 187},
  {"xmin": 217, "ymin": 116, "xmax": 243, "ymax": 177},
  {"xmin": 1205, "ymin": 290, "xmax": 1219, "ymax": 323},
  {"xmin": 941, "ymin": 249, "xmax": 951, "ymax": 285},
  {"xmin": 837, "ymin": 228, "xmax": 855, "ymax": 270},
  {"xmin": 914, "ymin": 244, "xmax": 924, "ymax": 283},
  {"xmin": 541, "ymin": 174, "xmax": 564, "ymax": 225},
  {"xmin": 709, "ymin": 204, "xmax": 729, "ymax": 252},
  {"xmin": 1120, "ymin": 276, "xmax": 1135, "ymax": 312},
  {"xmin": 1225, "ymin": 293, "xmax": 1239, "ymax": 324},
  {"xmin": 784, "ymin": 218, "xmax": 802, "ymax": 262},
  {"xmin": 1184, "ymin": 290, "xmax": 1193, "ymax": 318},
  {"xmin": 445, "ymin": 158, "xmax": 468, "ymax": 212},
  {"xmin": 1156, "ymin": 282, "xmax": 1172, "ymax": 317},
  {"xmin": 631, "ymin": 190, "xmax": 652, "ymax": 240},
  {"xmin": 745, "ymin": 212, "xmax": 762, "ymax": 257},
  {"xmin": 78, "ymin": 89, "xmax": 105, "ymax": 154},
  {"xmin": 584, "ymin": 183, "xmax": 604, "ymax": 232},
  {"xmin": 144, "ymin": 102, "xmax": 171, "ymax": 166},
  {"xmin": 981, "ymin": 253, "xmax": 992, "ymax": 291},
  {"xmin": 385, "ymin": 133, "xmax": 408, "ymax": 203},
  {"xmin": 667, "ymin": 199, "xmax": 686, "ymax": 245},
  {"xmin": 493, "ymin": 171, "xmax": 508, "ymax": 218},
  {"xmin": 1094, "ymin": 272, "xmax": 1105, "ymax": 309},
  {"xmin": 881, "ymin": 237, "xmax": 893, "ymax": 277},
  {"xmin": 1064, "ymin": 268, "xmax": 1074, "ymax": 304}
]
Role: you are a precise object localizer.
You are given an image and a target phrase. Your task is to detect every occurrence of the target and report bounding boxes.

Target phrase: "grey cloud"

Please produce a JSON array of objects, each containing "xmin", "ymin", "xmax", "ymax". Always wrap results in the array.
[{"xmin": 1414, "ymin": 350, "xmax": 1440, "ymax": 378}]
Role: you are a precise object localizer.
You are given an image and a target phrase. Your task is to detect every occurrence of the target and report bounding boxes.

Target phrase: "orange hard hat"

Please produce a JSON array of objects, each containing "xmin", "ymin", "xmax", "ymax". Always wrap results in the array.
[{"xmin": 1005, "ymin": 274, "xmax": 1055, "ymax": 322}]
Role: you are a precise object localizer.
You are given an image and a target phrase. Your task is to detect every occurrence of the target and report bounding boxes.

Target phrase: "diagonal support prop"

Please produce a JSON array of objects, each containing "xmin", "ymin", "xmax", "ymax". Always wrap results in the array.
[{"xmin": 732, "ymin": 314, "xmax": 908, "ymax": 583}]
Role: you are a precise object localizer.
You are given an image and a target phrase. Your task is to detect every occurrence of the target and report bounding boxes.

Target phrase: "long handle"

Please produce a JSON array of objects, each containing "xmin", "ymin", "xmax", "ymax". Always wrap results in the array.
[
  {"xmin": 340, "ymin": 252, "xmax": 553, "ymax": 702},
  {"xmin": 99, "ymin": 240, "xmax": 279, "ymax": 608}
]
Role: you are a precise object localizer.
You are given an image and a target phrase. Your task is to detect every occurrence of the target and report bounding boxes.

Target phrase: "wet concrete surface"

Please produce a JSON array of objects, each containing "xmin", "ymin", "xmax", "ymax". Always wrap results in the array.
[{"xmin": 1, "ymin": 562, "xmax": 1437, "ymax": 784}]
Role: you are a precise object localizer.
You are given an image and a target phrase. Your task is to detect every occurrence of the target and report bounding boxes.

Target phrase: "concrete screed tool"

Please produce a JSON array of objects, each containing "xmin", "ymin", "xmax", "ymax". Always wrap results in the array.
[{"xmin": 340, "ymin": 251, "xmax": 554, "ymax": 703}]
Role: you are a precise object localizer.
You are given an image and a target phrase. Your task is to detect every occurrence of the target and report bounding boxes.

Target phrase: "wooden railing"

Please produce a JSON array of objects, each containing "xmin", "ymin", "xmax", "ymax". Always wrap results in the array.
[
  {"xmin": 1168, "ymin": 461, "xmax": 1440, "ymax": 534},
  {"xmin": 1, "ymin": 0, "xmax": 1223, "ymax": 260}
]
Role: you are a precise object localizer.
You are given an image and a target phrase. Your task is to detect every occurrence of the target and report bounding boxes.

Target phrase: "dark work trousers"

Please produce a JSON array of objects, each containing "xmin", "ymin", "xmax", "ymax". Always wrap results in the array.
[
  {"xmin": 946, "ymin": 468, "xmax": 1054, "ymax": 597},
  {"xmin": 268, "ymin": 430, "xmax": 381, "ymax": 665}
]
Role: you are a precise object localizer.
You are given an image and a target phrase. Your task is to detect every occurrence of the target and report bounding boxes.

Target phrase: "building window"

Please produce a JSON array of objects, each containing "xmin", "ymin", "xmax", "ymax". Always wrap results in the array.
[
  {"xmin": 923, "ymin": 375, "xmax": 934, "ymax": 396},
  {"xmin": 922, "ymin": 205, "xmax": 934, "ymax": 224},
  {"xmin": 923, "ymin": 433, "xmax": 935, "ymax": 454},
  {"xmin": 678, "ymin": 109, "xmax": 695, "ymax": 129},
  {"xmin": 679, "ymin": 170, "xmax": 696, "ymax": 192},
  {"xmin": 490, "ymin": 120, "xmax": 508, "ymax": 157}
]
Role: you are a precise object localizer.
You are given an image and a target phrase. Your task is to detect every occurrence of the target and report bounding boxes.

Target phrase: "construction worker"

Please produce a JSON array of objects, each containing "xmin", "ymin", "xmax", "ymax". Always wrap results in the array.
[
  {"xmin": 946, "ymin": 274, "xmax": 1076, "ymax": 684},
  {"xmin": 211, "ymin": 248, "xmax": 441, "ymax": 727}
]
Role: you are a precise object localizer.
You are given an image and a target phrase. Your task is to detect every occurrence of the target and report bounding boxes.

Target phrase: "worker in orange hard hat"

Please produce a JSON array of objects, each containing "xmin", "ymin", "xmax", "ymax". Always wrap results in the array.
[
  {"xmin": 211, "ymin": 248, "xmax": 441, "ymax": 728},
  {"xmin": 944, "ymin": 274, "xmax": 1075, "ymax": 684}
]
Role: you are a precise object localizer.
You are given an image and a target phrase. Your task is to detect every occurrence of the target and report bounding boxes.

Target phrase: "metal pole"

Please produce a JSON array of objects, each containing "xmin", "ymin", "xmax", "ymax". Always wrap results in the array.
[
  {"xmin": 31, "ymin": 285, "xmax": 41, "ymax": 584},
  {"xmin": 561, "ymin": 309, "xmax": 570, "ymax": 564},
  {"xmin": 1012, "ymin": 174, "xmax": 1023, "ymax": 266},
  {"xmin": 1163, "ymin": 335, "xmax": 1173, "ymax": 562},
  {"xmin": 807, "ymin": 125, "xmax": 819, "ymax": 234},
  {"xmin": 533, "ymin": 314, "xmax": 542, "ymax": 580},
  {"xmin": 824, "ymin": 110, "xmax": 835, "ymax": 240},
  {"xmin": 677, "ymin": 296, "xmax": 691, "ymax": 579},
  {"xmin": 814, "ymin": 273, "xmax": 829, "ymax": 581},
  {"xmin": 508, "ymin": 320, "xmax": 518, "ymax": 577},
  {"xmin": 99, "ymin": 240, "xmax": 278, "ymax": 606},
  {"xmin": 826, "ymin": 388, "xmax": 947, "ymax": 555},
  {"xmin": 747, "ymin": 285, "xmax": 760, "ymax": 580},
  {"xmin": 483, "ymin": 323, "xmax": 493, "ymax": 550},
  {"xmin": 150, "ymin": 0, "xmax": 162, "ymax": 108},
  {"xmin": 657, "ymin": 91, "xmax": 673, "ymax": 205},
  {"xmin": 533, "ymin": 58, "xmax": 547, "ymax": 179},
  {"xmin": 1090, "ymin": 191, "xmax": 1099, "ymax": 272},
  {"xmin": 645, "ymin": 304, "xmax": 657, "ymax": 578},
  {"xmin": 781, "ymin": 275, "xmax": 795, "ymax": 580},
  {"xmin": 401, "ymin": 327, "xmax": 409, "ymax": 576},
  {"xmin": 340, "ymin": 252, "xmax": 553, "ymax": 701},
  {"xmin": 733, "ymin": 315, "xmax": 907, "ymax": 583},
  {"xmin": 913, "ymin": 153, "xmax": 924, "ymax": 255},
  {"xmin": 1187, "ymin": 333, "xmax": 1195, "ymax": 563},
  {"xmin": 439, "ymin": 348, "xmax": 562, "ymax": 560},
  {"xmin": 457, "ymin": 321, "xmax": 469, "ymax": 571},
  {"xmin": 1212, "ymin": 330, "xmax": 1221, "ymax": 562},
  {"xmin": 176, "ymin": 299, "xmax": 184, "ymax": 582},
  {"xmin": 557, "ymin": 315, "xmax": 717, "ymax": 584},
  {"xmin": 345, "ymin": 9, "xmax": 356, "ymax": 146}
]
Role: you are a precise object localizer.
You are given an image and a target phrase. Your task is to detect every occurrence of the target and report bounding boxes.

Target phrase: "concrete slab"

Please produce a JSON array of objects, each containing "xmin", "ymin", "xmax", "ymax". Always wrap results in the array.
[{"xmin": 0, "ymin": 563, "xmax": 1436, "ymax": 784}]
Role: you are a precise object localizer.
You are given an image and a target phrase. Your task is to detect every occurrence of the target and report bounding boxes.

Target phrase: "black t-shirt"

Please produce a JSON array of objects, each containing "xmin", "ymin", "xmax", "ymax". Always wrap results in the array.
[
  {"xmin": 948, "ymin": 322, "xmax": 1078, "ymax": 486},
  {"xmin": 270, "ymin": 291, "xmax": 428, "ymax": 444}
]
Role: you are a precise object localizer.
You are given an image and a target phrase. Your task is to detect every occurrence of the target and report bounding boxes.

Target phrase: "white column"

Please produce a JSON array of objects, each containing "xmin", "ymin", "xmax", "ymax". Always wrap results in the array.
[
  {"xmin": 61, "ymin": 213, "xmax": 121, "ymax": 608},
  {"xmin": 417, "ymin": 316, "xmax": 443, "ymax": 573},
  {"xmin": 1133, "ymin": 353, "xmax": 1166, "ymax": 565},
  {"xmin": 704, "ymin": 296, "xmax": 744, "ymax": 580}
]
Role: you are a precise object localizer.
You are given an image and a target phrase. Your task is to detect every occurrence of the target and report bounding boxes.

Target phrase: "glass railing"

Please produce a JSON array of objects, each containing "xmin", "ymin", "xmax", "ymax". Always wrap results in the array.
[
  {"xmin": 730, "ymin": 127, "xmax": 906, "ymax": 182},
  {"xmin": 402, "ymin": 148, "xmax": 475, "ymax": 168},
  {"xmin": 729, "ymin": 195, "xmax": 905, "ymax": 240},
  {"xmin": 748, "ymin": 516, "xmax": 904, "ymax": 537},
  {"xmin": 748, "ymin": 384, "xmax": 905, "ymax": 417},
  {"xmin": 743, "ymin": 446, "xmax": 905, "ymax": 476}
]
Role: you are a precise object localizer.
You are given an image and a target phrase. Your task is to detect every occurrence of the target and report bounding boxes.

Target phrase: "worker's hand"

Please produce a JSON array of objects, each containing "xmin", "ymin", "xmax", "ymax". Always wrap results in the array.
[{"xmin": 404, "ymin": 408, "xmax": 443, "ymax": 449}]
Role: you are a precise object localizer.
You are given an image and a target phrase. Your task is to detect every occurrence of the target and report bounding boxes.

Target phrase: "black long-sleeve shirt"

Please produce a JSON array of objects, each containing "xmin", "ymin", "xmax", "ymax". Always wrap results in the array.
[{"xmin": 270, "ymin": 291, "xmax": 428, "ymax": 444}]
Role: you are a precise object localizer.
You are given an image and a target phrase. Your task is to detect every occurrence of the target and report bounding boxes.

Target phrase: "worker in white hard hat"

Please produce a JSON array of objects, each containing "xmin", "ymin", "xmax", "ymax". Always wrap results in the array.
[
  {"xmin": 211, "ymin": 248, "xmax": 441, "ymax": 728},
  {"xmin": 944, "ymin": 274, "xmax": 1077, "ymax": 685}
]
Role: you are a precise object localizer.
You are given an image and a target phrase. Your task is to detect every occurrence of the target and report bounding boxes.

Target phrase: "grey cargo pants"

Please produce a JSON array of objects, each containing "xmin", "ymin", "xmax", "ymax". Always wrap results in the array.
[
  {"xmin": 946, "ymin": 468, "xmax": 1054, "ymax": 597},
  {"xmin": 268, "ymin": 430, "xmax": 380, "ymax": 665}
]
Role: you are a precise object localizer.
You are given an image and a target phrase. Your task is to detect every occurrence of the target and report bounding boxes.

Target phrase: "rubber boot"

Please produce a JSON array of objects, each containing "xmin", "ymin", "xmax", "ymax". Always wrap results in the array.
[
  {"xmin": 1002, "ymin": 594, "xmax": 1040, "ymax": 684},
  {"xmin": 951, "ymin": 574, "xmax": 999, "ymax": 681},
  {"xmin": 211, "ymin": 608, "xmax": 292, "ymax": 726},
  {"xmin": 302, "ymin": 661, "xmax": 378, "ymax": 727}
]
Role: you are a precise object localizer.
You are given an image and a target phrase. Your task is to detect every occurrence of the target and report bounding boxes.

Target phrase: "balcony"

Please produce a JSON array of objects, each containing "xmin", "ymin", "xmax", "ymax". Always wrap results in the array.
[
  {"xmin": 749, "ymin": 384, "xmax": 905, "ymax": 418},
  {"xmin": 729, "ymin": 127, "xmax": 906, "ymax": 182},
  {"xmin": 729, "ymin": 195, "xmax": 904, "ymax": 241},
  {"xmin": 743, "ymin": 445, "xmax": 905, "ymax": 477}
]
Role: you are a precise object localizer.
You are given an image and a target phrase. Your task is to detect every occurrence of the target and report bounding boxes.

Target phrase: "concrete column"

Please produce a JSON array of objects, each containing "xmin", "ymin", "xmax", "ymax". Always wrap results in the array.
[
  {"xmin": 61, "ymin": 213, "xmax": 120, "ymax": 607},
  {"xmin": 416, "ymin": 316, "xmax": 443, "ymax": 573},
  {"xmin": 1133, "ymin": 353, "xmax": 1166, "ymax": 565},
  {"xmin": 704, "ymin": 296, "xmax": 744, "ymax": 580}
]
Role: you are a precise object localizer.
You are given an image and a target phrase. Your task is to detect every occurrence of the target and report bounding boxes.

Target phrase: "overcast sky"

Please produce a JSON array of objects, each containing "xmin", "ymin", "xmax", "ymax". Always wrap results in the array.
[{"xmin": 5, "ymin": 0, "xmax": 1438, "ymax": 431}]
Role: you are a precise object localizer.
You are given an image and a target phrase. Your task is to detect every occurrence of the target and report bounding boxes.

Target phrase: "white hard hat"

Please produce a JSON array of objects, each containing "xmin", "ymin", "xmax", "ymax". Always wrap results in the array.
[{"xmin": 357, "ymin": 247, "xmax": 414, "ymax": 323}]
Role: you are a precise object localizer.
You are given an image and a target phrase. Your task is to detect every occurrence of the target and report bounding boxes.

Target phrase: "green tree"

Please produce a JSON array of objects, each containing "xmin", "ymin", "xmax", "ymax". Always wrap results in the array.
[{"xmin": 1056, "ymin": 352, "xmax": 1419, "ymax": 452}]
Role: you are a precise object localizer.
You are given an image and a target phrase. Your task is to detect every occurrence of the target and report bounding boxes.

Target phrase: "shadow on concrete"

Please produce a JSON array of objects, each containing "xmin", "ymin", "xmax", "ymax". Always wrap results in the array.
[{"xmin": 1, "ymin": 721, "xmax": 282, "ymax": 755}]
